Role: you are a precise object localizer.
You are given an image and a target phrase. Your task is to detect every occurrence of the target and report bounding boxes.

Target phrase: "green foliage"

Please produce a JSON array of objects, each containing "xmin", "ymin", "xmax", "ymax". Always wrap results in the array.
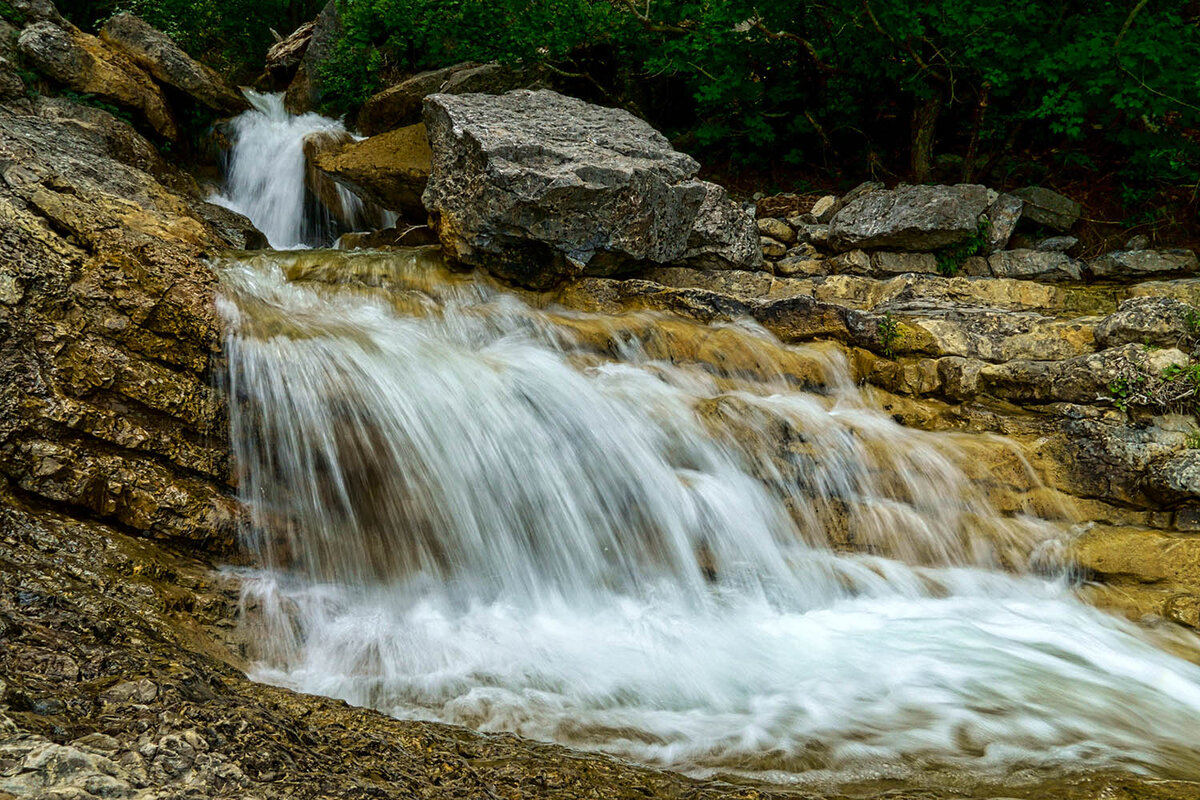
[
  {"xmin": 1110, "ymin": 305, "xmax": 1200, "ymax": 418},
  {"xmin": 323, "ymin": 0, "xmax": 1200, "ymax": 194},
  {"xmin": 1186, "ymin": 429, "xmax": 1200, "ymax": 450},
  {"xmin": 877, "ymin": 312, "xmax": 902, "ymax": 359},
  {"xmin": 935, "ymin": 219, "xmax": 990, "ymax": 276},
  {"xmin": 0, "ymin": 1, "xmax": 24, "ymax": 25}
]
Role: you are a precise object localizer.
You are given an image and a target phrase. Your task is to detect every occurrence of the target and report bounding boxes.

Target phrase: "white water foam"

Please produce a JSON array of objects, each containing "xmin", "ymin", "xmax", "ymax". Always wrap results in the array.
[
  {"xmin": 211, "ymin": 91, "xmax": 381, "ymax": 249},
  {"xmin": 218, "ymin": 251, "xmax": 1200, "ymax": 788}
]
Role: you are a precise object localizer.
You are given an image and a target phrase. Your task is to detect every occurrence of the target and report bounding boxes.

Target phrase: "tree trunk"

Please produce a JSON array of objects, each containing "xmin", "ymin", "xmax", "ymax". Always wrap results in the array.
[{"xmin": 910, "ymin": 94, "xmax": 941, "ymax": 183}]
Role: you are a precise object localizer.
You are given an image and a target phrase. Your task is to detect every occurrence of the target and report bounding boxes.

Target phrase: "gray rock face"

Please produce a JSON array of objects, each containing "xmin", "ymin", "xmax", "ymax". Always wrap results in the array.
[
  {"xmin": 984, "ymin": 193, "xmax": 1023, "ymax": 253},
  {"xmin": 1090, "ymin": 249, "xmax": 1199, "ymax": 280},
  {"xmin": 359, "ymin": 62, "xmax": 538, "ymax": 136},
  {"xmin": 987, "ymin": 249, "xmax": 1082, "ymax": 281},
  {"xmin": 1095, "ymin": 297, "xmax": 1197, "ymax": 349},
  {"xmin": 1036, "ymin": 235, "xmax": 1079, "ymax": 253},
  {"xmin": 284, "ymin": 0, "xmax": 340, "ymax": 113},
  {"xmin": 99, "ymin": 14, "xmax": 248, "ymax": 114},
  {"xmin": 1012, "ymin": 186, "xmax": 1080, "ymax": 231},
  {"xmin": 828, "ymin": 184, "xmax": 989, "ymax": 252},
  {"xmin": 422, "ymin": 89, "xmax": 760, "ymax": 288}
]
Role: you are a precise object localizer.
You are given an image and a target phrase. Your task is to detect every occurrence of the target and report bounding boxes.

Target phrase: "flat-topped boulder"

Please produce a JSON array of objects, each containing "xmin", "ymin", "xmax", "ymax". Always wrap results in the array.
[
  {"xmin": 828, "ymin": 183, "xmax": 990, "ymax": 252},
  {"xmin": 421, "ymin": 89, "xmax": 761, "ymax": 288}
]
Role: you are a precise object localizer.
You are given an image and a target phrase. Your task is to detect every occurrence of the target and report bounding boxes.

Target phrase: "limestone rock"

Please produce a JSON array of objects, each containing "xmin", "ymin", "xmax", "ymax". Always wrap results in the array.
[
  {"xmin": 1090, "ymin": 249, "xmax": 1199, "ymax": 281},
  {"xmin": 828, "ymin": 183, "xmax": 989, "ymax": 251},
  {"xmin": 810, "ymin": 194, "xmax": 837, "ymax": 223},
  {"xmin": 756, "ymin": 216, "xmax": 795, "ymax": 244},
  {"xmin": 987, "ymin": 249, "xmax": 1082, "ymax": 281},
  {"xmin": 99, "ymin": 13, "xmax": 249, "ymax": 114},
  {"xmin": 0, "ymin": 93, "xmax": 243, "ymax": 546},
  {"xmin": 1095, "ymin": 297, "xmax": 1197, "ymax": 349},
  {"xmin": 17, "ymin": 21, "xmax": 177, "ymax": 139},
  {"xmin": 422, "ymin": 89, "xmax": 759, "ymax": 288},
  {"xmin": 984, "ymin": 193, "xmax": 1023, "ymax": 253},
  {"xmin": 312, "ymin": 123, "xmax": 430, "ymax": 219},
  {"xmin": 760, "ymin": 236, "xmax": 787, "ymax": 258},
  {"xmin": 284, "ymin": 0, "xmax": 340, "ymax": 113},
  {"xmin": 1036, "ymin": 235, "xmax": 1079, "ymax": 253},
  {"xmin": 301, "ymin": 128, "xmax": 390, "ymax": 228},
  {"xmin": 871, "ymin": 251, "xmax": 939, "ymax": 275},
  {"xmin": 1012, "ymin": 186, "xmax": 1080, "ymax": 231},
  {"xmin": 359, "ymin": 62, "xmax": 538, "ymax": 136}
]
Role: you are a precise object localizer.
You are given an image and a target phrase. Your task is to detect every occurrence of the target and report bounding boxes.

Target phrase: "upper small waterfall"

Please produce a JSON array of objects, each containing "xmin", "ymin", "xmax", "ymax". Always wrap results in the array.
[{"xmin": 212, "ymin": 91, "xmax": 387, "ymax": 249}]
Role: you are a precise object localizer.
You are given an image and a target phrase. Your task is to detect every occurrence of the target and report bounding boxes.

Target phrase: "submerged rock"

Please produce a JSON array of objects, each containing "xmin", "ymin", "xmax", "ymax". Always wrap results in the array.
[
  {"xmin": 99, "ymin": 13, "xmax": 248, "ymax": 114},
  {"xmin": 422, "ymin": 89, "xmax": 760, "ymax": 288},
  {"xmin": 828, "ymin": 183, "xmax": 990, "ymax": 252}
]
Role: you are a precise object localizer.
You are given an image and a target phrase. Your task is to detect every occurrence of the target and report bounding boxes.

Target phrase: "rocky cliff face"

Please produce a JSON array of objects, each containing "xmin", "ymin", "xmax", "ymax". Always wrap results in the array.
[{"xmin": 0, "ymin": 93, "xmax": 243, "ymax": 547}]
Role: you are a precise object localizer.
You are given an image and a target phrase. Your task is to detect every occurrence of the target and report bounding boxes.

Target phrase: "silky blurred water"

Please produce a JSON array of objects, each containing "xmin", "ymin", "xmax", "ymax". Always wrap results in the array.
[{"xmin": 218, "ymin": 248, "xmax": 1200, "ymax": 788}]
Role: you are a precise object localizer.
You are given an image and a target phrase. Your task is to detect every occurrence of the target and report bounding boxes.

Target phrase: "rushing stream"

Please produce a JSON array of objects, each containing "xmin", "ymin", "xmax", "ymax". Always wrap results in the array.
[{"xmin": 216, "ymin": 97, "xmax": 1200, "ymax": 790}]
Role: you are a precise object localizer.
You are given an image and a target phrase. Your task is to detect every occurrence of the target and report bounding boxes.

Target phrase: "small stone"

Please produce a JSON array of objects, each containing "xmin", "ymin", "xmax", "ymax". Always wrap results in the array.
[
  {"xmin": 1035, "ymin": 236, "xmax": 1078, "ymax": 253},
  {"xmin": 1125, "ymin": 234, "xmax": 1151, "ymax": 251},
  {"xmin": 809, "ymin": 194, "xmax": 837, "ymax": 223},
  {"xmin": 760, "ymin": 236, "xmax": 787, "ymax": 258},
  {"xmin": 829, "ymin": 249, "xmax": 870, "ymax": 275},
  {"xmin": 756, "ymin": 217, "xmax": 795, "ymax": 244},
  {"xmin": 985, "ymin": 193, "xmax": 1023, "ymax": 253}
]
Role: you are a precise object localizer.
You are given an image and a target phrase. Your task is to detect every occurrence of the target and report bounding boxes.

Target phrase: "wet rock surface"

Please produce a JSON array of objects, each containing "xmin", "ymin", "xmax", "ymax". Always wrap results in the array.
[
  {"xmin": 311, "ymin": 122, "xmax": 431, "ymax": 219},
  {"xmin": 0, "ymin": 92, "xmax": 242, "ymax": 547}
]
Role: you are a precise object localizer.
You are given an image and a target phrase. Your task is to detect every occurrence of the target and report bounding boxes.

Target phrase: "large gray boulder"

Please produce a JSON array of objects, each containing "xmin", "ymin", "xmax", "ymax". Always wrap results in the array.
[
  {"xmin": 99, "ymin": 14, "xmax": 248, "ymax": 115},
  {"xmin": 421, "ymin": 89, "xmax": 761, "ymax": 288},
  {"xmin": 828, "ymin": 184, "xmax": 989, "ymax": 252}
]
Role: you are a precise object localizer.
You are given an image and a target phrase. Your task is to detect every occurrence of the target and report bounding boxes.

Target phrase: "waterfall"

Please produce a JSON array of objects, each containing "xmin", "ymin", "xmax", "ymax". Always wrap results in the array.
[
  {"xmin": 217, "ymin": 247, "xmax": 1200, "ymax": 789},
  {"xmin": 211, "ymin": 91, "xmax": 390, "ymax": 249}
]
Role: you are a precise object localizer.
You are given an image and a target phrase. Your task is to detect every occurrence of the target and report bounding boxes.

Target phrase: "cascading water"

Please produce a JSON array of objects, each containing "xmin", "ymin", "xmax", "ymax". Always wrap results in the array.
[
  {"xmin": 211, "ymin": 91, "xmax": 390, "ymax": 249},
  {"xmin": 215, "ymin": 104, "xmax": 1200, "ymax": 791}
]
